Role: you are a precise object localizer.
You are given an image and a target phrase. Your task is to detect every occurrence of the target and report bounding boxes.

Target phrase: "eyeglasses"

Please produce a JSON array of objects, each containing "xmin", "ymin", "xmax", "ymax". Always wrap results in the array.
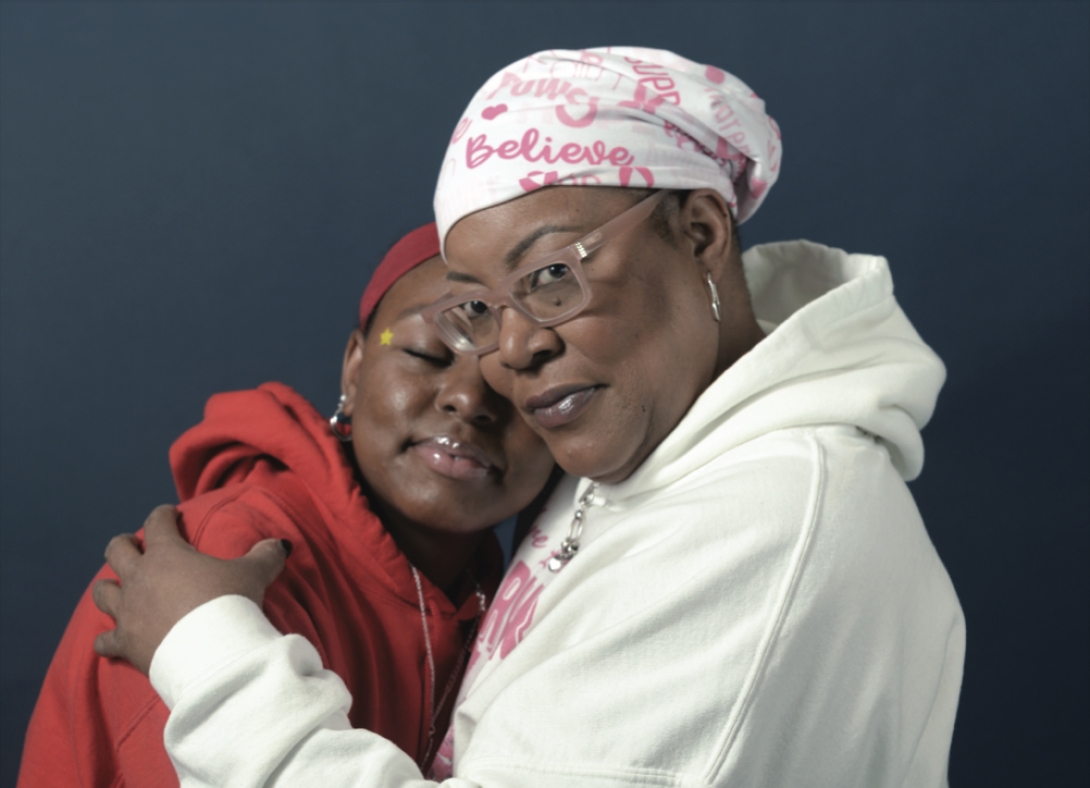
[{"xmin": 423, "ymin": 189, "xmax": 668, "ymax": 356}]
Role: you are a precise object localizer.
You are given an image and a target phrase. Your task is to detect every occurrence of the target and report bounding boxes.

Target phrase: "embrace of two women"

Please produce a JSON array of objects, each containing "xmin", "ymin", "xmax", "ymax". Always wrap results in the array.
[{"xmin": 19, "ymin": 47, "xmax": 964, "ymax": 788}]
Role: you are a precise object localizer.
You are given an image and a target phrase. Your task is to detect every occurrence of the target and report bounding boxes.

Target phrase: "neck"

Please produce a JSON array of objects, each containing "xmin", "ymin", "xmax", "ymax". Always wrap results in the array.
[
  {"xmin": 371, "ymin": 499, "xmax": 486, "ymax": 596},
  {"xmin": 714, "ymin": 270, "xmax": 766, "ymax": 378},
  {"xmin": 716, "ymin": 315, "xmax": 765, "ymax": 377}
]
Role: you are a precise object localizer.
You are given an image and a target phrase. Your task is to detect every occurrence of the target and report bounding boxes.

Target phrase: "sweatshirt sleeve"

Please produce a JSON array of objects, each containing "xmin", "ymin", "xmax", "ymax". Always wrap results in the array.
[
  {"xmin": 16, "ymin": 481, "xmax": 360, "ymax": 788},
  {"xmin": 152, "ymin": 596, "xmax": 442, "ymax": 788},
  {"xmin": 17, "ymin": 565, "xmax": 178, "ymax": 788}
]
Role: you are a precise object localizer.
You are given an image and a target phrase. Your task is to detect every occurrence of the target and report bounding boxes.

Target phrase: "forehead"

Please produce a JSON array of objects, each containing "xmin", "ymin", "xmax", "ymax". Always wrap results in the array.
[
  {"xmin": 445, "ymin": 187, "xmax": 641, "ymax": 278},
  {"xmin": 372, "ymin": 256, "xmax": 448, "ymax": 322}
]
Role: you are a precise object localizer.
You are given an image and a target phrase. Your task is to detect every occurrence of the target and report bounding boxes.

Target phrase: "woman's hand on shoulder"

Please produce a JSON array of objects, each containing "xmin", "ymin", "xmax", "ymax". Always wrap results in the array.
[{"xmin": 92, "ymin": 504, "xmax": 290, "ymax": 674}]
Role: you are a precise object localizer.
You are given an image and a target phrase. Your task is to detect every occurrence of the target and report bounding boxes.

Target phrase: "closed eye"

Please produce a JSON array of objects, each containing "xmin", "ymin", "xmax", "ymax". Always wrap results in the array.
[{"xmin": 404, "ymin": 348, "xmax": 453, "ymax": 367}]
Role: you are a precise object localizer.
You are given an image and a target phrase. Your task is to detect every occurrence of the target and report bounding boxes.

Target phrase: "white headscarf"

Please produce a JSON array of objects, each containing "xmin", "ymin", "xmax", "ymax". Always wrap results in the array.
[{"xmin": 434, "ymin": 47, "xmax": 782, "ymax": 246}]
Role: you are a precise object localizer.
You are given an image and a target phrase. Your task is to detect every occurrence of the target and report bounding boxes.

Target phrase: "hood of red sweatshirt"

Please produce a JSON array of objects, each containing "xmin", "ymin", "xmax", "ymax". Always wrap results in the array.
[{"xmin": 168, "ymin": 382, "xmax": 501, "ymax": 613}]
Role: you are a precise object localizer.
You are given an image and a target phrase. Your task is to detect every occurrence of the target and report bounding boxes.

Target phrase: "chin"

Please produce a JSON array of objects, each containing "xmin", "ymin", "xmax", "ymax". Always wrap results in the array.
[
  {"xmin": 422, "ymin": 508, "xmax": 496, "ymax": 537},
  {"xmin": 548, "ymin": 436, "xmax": 629, "ymax": 483},
  {"xmin": 410, "ymin": 481, "xmax": 500, "ymax": 533}
]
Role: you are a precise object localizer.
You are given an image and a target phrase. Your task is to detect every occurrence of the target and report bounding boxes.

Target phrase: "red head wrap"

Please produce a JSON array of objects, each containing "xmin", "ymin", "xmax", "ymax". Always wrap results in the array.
[{"xmin": 358, "ymin": 223, "xmax": 441, "ymax": 329}]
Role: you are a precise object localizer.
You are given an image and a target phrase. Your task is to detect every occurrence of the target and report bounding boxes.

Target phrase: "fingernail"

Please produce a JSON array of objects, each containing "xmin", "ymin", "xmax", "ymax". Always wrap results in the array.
[{"xmin": 279, "ymin": 539, "xmax": 293, "ymax": 557}]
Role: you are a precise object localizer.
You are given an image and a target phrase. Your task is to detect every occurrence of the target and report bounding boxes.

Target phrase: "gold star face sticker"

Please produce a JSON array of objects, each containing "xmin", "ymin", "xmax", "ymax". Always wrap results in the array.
[{"xmin": 379, "ymin": 328, "xmax": 394, "ymax": 346}]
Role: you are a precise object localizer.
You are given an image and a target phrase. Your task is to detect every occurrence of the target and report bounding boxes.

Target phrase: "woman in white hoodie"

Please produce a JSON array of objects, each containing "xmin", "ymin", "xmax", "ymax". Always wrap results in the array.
[{"xmin": 94, "ymin": 47, "xmax": 965, "ymax": 787}]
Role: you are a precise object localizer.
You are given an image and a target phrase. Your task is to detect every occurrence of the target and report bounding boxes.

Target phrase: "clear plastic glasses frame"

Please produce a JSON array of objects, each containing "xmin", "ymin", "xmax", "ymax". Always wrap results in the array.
[{"xmin": 423, "ymin": 189, "xmax": 668, "ymax": 355}]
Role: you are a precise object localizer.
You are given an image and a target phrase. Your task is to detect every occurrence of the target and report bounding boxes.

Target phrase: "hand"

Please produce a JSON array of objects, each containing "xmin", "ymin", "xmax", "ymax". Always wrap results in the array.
[{"xmin": 92, "ymin": 504, "xmax": 290, "ymax": 674}]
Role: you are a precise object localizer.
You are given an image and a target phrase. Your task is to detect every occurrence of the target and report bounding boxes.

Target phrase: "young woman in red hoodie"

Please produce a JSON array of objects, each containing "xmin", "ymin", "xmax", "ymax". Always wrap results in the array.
[{"xmin": 17, "ymin": 224, "xmax": 557, "ymax": 786}]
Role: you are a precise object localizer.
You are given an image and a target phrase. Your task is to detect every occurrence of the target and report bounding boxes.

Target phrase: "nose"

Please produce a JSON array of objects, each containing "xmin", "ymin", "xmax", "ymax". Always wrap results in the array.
[
  {"xmin": 435, "ymin": 356, "xmax": 501, "ymax": 427},
  {"xmin": 497, "ymin": 306, "xmax": 563, "ymax": 371}
]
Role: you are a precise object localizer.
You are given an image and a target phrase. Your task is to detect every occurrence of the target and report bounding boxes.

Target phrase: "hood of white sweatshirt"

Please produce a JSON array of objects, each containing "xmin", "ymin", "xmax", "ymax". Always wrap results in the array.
[{"xmin": 606, "ymin": 240, "xmax": 945, "ymax": 504}]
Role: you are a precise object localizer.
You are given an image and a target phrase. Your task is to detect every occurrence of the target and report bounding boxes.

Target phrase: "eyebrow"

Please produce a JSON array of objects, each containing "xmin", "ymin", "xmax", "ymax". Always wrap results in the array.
[
  {"xmin": 393, "ymin": 304, "xmax": 429, "ymax": 322},
  {"xmin": 446, "ymin": 224, "xmax": 582, "ymax": 285},
  {"xmin": 504, "ymin": 224, "xmax": 581, "ymax": 268}
]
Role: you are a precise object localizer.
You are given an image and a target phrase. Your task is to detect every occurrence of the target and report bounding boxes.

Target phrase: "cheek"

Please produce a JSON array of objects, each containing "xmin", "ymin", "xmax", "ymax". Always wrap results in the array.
[
  {"xmin": 575, "ymin": 287, "xmax": 711, "ymax": 409},
  {"xmin": 353, "ymin": 374, "xmax": 426, "ymax": 451},
  {"xmin": 562, "ymin": 269, "xmax": 674, "ymax": 367},
  {"xmin": 559, "ymin": 312, "xmax": 645, "ymax": 372}
]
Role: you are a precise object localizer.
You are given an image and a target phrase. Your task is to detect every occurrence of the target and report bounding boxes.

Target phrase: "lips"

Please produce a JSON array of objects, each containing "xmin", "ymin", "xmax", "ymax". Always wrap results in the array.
[
  {"xmin": 410, "ymin": 435, "xmax": 498, "ymax": 481},
  {"xmin": 523, "ymin": 385, "xmax": 599, "ymax": 430}
]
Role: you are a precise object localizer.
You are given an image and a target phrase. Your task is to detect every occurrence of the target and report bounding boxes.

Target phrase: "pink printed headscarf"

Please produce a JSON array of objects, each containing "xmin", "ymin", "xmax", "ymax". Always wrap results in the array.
[{"xmin": 434, "ymin": 47, "xmax": 782, "ymax": 246}]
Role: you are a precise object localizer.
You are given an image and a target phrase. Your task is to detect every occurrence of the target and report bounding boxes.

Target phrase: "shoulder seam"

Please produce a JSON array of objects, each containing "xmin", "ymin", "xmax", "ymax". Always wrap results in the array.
[
  {"xmin": 186, "ymin": 480, "xmax": 320, "ymax": 547},
  {"xmin": 114, "ymin": 693, "xmax": 165, "ymax": 750},
  {"xmin": 706, "ymin": 431, "xmax": 828, "ymax": 781}
]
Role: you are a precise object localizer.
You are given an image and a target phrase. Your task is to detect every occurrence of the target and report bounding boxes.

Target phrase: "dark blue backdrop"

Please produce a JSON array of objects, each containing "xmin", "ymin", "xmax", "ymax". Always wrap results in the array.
[{"xmin": 2, "ymin": 3, "xmax": 1087, "ymax": 785}]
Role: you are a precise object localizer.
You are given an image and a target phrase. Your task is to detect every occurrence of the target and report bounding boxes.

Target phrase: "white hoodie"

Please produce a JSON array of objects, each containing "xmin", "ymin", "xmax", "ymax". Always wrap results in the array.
[{"xmin": 150, "ymin": 240, "xmax": 965, "ymax": 788}]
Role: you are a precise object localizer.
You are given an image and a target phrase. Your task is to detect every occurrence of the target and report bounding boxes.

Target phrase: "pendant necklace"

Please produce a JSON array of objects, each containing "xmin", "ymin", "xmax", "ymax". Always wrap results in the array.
[
  {"xmin": 410, "ymin": 565, "xmax": 487, "ymax": 769},
  {"xmin": 547, "ymin": 482, "xmax": 598, "ymax": 572}
]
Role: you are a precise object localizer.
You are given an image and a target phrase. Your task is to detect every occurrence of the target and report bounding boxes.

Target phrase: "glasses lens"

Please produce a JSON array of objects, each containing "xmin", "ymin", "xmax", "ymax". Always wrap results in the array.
[
  {"xmin": 512, "ymin": 258, "xmax": 586, "ymax": 320},
  {"xmin": 435, "ymin": 299, "xmax": 498, "ymax": 352}
]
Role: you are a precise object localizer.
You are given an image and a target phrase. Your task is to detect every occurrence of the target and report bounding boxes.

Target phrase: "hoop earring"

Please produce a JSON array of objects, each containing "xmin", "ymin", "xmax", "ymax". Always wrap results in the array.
[
  {"xmin": 329, "ymin": 394, "xmax": 353, "ymax": 442},
  {"xmin": 705, "ymin": 272, "xmax": 722, "ymax": 323}
]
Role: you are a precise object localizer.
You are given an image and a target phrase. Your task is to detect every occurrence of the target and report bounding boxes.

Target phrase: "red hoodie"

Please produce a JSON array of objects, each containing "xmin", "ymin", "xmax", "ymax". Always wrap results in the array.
[{"xmin": 18, "ymin": 383, "xmax": 501, "ymax": 787}]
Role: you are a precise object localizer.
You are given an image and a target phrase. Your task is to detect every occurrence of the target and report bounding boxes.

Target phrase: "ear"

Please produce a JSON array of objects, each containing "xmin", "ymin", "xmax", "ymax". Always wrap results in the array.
[
  {"xmin": 676, "ymin": 189, "xmax": 734, "ymax": 285},
  {"xmin": 340, "ymin": 329, "xmax": 367, "ymax": 417}
]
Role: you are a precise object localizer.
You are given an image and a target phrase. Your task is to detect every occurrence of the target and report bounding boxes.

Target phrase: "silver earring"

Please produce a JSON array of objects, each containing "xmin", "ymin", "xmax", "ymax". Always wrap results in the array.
[
  {"xmin": 329, "ymin": 394, "xmax": 353, "ymax": 442},
  {"xmin": 705, "ymin": 272, "xmax": 721, "ymax": 322}
]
